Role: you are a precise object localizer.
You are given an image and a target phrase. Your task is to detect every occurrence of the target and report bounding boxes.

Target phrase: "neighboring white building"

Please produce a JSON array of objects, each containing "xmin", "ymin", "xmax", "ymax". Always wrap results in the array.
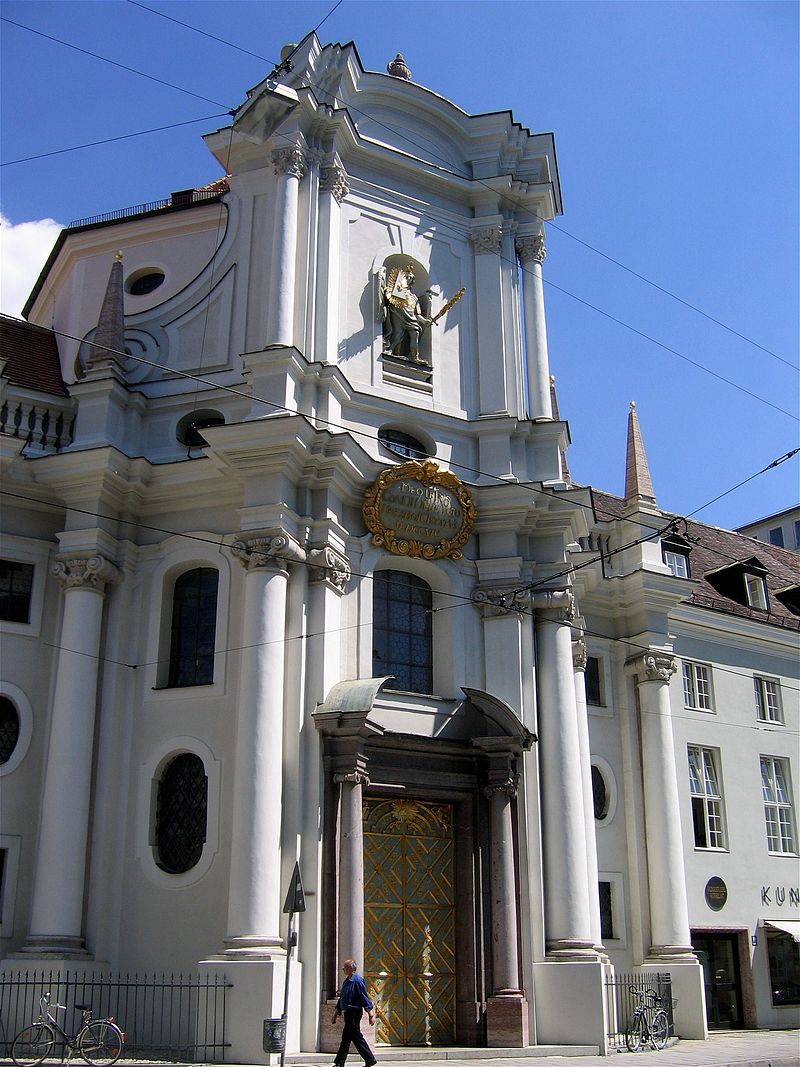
[
  {"xmin": 1, "ymin": 37, "xmax": 798, "ymax": 1062},
  {"xmin": 737, "ymin": 506, "xmax": 800, "ymax": 554}
]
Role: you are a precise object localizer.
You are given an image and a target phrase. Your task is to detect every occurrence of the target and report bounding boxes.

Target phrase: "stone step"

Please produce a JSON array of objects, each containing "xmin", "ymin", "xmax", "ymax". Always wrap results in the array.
[{"xmin": 285, "ymin": 1047, "xmax": 601, "ymax": 1063}]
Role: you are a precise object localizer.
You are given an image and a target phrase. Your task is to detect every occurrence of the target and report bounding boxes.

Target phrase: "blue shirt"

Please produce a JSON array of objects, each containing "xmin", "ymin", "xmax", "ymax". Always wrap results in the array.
[{"xmin": 336, "ymin": 973, "xmax": 374, "ymax": 1012}]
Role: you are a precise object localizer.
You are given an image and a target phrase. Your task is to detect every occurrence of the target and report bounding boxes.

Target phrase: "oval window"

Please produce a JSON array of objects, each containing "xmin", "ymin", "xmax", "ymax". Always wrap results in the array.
[
  {"xmin": 592, "ymin": 765, "xmax": 609, "ymax": 821},
  {"xmin": 155, "ymin": 752, "xmax": 208, "ymax": 873},
  {"xmin": 0, "ymin": 697, "xmax": 21, "ymax": 765},
  {"xmin": 127, "ymin": 270, "xmax": 165, "ymax": 296}
]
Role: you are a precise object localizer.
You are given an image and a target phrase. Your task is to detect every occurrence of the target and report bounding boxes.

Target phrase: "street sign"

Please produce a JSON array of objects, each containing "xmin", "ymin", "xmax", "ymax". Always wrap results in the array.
[{"xmin": 283, "ymin": 861, "xmax": 306, "ymax": 914}]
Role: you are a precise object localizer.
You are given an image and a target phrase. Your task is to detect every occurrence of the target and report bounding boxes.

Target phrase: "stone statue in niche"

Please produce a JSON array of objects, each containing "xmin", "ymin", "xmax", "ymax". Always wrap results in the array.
[
  {"xmin": 378, "ymin": 264, "xmax": 466, "ymax": 368},
  {"xmin": 380, "ymin": 264, "xmax": 432, "ymax": 365}
]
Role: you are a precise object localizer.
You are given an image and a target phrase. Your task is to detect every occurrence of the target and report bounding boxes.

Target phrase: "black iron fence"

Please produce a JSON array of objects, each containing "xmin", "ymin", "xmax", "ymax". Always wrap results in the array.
[
  {"xmin": 0, "ymin": 970, "xmax": 232, "ymax": 1061},
  {"xmin": 605, "ymin": 971, "xmax": 674, "ymax": 1050}
]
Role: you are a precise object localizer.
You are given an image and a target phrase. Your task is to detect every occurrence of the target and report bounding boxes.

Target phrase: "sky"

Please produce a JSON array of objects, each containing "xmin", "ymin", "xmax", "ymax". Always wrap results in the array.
[{"xmin": 1, "ymin": 0, "xmax": 797, "ymax": 532}]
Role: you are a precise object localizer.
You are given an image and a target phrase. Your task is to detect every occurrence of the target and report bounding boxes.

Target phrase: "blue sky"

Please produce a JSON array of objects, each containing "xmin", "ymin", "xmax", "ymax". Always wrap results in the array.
[{"xmin": 1, "ymin": 0, "xmax": 797, "ymax": 531}]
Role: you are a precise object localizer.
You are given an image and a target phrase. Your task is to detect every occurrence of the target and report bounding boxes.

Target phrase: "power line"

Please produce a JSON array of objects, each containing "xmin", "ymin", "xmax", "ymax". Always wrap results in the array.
[{"xmin": 0, "ymin": 115, "xmax": 230, "ymax": 167}]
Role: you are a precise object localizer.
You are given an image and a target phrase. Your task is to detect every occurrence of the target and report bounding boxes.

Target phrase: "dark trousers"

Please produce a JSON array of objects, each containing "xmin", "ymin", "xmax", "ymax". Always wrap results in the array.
[{"xmin": 335, "ymin": 1007, "xmax": 375, "ymax": 1066}]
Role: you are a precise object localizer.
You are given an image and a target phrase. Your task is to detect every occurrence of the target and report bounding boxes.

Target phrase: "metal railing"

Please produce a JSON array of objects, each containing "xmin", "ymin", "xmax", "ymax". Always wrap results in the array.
[
  {"xmin": 68, "ymin": 188, "xmax": 224, "ymax": 230},
  {"xmin": 0, "ymin": 969, "xmax": 232, "ymax": 1061},
  {"xmin": 605, "ymin": 971, "xmax": 674, "ymax": 1050}
]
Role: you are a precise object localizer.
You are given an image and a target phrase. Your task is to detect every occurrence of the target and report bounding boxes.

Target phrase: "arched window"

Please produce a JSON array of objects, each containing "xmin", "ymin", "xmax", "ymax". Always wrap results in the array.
[
  {"xmin": 373, "ymin": 570, "xmax": 433, "ymax": 694},
  {"xmin": 155, "ymin": 753, "xmax": 208, "ymax": 873},
  {"xmin": 0, "ymin": 697, "xmax": 20, "ymax": 765},
  {"xmin": 168, "ymin": 568, "xmax": 219, "ymax": 687}
]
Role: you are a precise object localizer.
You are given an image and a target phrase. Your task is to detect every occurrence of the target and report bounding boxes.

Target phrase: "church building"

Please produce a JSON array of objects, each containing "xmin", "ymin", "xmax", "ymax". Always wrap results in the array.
[{"xmin": 1, "ymin": 37, "xmax": 797, "ymax": 1061}]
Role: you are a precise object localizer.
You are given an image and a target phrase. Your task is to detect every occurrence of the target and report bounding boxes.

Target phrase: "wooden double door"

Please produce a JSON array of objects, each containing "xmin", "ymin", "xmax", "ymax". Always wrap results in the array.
[{"xmin": 362, "ymin": 798, "xmax": 456, "ymax": 1046}]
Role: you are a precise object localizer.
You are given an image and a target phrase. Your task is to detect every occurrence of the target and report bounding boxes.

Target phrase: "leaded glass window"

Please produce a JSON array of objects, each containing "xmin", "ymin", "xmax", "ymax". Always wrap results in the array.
[
  {"xmin": 592, "ymin": 765, "xmax": 609, "ymax": 820},
  {"xmin": 373, "ymin": 570, "xmax": 433, "ymax": 694},
  {"xmin": 0, "ymin": 697, "xmax": 20, "ymax": 765},
  {"xmin": 168, "ymin": 568, "xmax": 219, "ymax": 687},
  {"xmin": 155, "ymin": 753, "xmax": 208, "ymax": 873}
]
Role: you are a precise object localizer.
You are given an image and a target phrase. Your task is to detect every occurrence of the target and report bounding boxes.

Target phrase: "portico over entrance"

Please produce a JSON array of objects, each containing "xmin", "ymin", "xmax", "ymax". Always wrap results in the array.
[{"xmin": 314, "ymin": 680, "xmax": 535, "ymax": 1049}]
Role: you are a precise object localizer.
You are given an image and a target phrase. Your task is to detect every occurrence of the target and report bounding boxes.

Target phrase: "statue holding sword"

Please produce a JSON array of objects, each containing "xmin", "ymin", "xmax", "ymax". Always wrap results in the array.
[{"xmin": 380, "ymin": 263, "xmax": 465, "ymax": 366}]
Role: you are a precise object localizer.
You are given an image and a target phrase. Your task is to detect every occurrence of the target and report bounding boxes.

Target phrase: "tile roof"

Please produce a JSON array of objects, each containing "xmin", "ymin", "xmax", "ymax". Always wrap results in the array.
[
  {"xmin": 0, "ymin": 315, "xmax": 70, "ymax": 398},
  {"xmin": 591, "ymin": 488, "xmax": 800, "ymax": 631}
]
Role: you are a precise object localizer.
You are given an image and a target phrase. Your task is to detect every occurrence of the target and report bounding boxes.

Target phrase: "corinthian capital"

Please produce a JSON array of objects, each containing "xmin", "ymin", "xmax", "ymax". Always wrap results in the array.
[
  {"xmin": 320, "ymin": 164, "xmax": 349, "ymax": 204},
  {"xmin": 308, "ymin": 544, "xmax": 351, "ymax": 592},
  {"xmin": 231, "ymin": 533, "xmax": 305, "ymax": 572},
  {"xmin": 625, "ymin": 651, "xmax": 678, "ymax": 682},
  {"xmin": 470, "ymin": 226, "xmax": 503, "ymax": 256},
  {"xmin": 52, "ymin": 555, "xmax": 121, "ymax": 593},
  {"xmin": 272, "ymin": 145, "xmax": 306, "ymax": 179},
  {"xmin": 516, "ymin": 234, "xmax": 546, "ymax": 264},
  {"xmin": 572, "ymin": 637, "xmax": 587, "ymax": 672},
  {"xmin": 484, "ymin": 773, "xmax": 519, "ymax": 799},
  {"xmin": 472, "ymin": 584, "xmax": 531, "ymax": 617},
  {"xmin": 531, "ymin": 589, "xmax": 575, "ymax": 621}
]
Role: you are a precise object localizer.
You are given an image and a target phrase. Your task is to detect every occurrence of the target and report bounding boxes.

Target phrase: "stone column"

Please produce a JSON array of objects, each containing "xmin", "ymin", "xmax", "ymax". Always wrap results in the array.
[
  {"xmin": 335, "ymin": 766, "xmax": 369, "ymax": 966},
  {"xmin": 26, "ymin": 554, "xmax": 121, "ymax": 955},
  {"xmin": 573, "ymin": 638, "xmax": 603, "ymax": 951},
  {"xmin": 516, "ymin": 233, "xmax": 552, "ymax": 421},
  {"xmin": 269, "ymin": 144, "xmax": 306, "ymax": 347},
  {"xmin": 625, "ymin": 652, "xmax": 693, "ymax": 957},
  {"xmin": 533, "ymin": 591, "xmax": 595, "ymax": 956},
  {"xmin": 224, "ymin": 534, "xmax": 298, "ymax": 954},
  {"xmin": 315, "ymin": 163, "xmax": 349, "ymax": 364}
]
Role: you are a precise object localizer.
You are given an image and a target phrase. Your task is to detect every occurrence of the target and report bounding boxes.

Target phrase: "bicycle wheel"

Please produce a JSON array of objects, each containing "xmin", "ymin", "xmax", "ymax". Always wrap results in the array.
[
  {"xmin": 624, "ymin": 1012, "xmax": 644, "ymax": 1052},
  {"xmin": 11, "ymin": 1022, "xmax": 56, "ymax": 1066},
  {"xmin": 78, "ymin": 1021, "xmax": 124, "ymax": 1066},
  {"xmin": 650, "ymin": 1009, "xmax": 669, "ymax": 1049}
]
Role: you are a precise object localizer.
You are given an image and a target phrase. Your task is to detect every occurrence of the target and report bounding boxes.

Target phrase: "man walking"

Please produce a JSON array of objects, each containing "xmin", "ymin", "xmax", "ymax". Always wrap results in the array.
[{"xmin": 332, "ymin": 959, "xmax": 377, "ymax": 1067}]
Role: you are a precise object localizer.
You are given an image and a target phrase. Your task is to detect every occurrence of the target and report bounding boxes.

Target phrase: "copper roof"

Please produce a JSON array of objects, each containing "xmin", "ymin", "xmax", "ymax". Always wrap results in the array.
[{"xmin": 0, "ymin": 315, "xmax": 70, "ymax": 398}]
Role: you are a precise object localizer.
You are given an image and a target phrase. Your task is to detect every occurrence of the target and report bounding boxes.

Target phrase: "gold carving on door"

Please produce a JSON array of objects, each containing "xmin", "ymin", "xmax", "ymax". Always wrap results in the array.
[{"xmin": 363, "ymin": 799, "xmax": 455, "ymax": 1045}]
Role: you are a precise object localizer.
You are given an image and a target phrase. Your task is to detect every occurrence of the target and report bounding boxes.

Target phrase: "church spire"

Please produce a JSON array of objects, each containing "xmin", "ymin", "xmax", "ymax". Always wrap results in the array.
[
  {"xmin": 87, "ymin": 251, "xmax": 127, "ymax": 374},
  {"xmin": 624, "ymin": 400, "xmax": 655, "ymax": 506}
]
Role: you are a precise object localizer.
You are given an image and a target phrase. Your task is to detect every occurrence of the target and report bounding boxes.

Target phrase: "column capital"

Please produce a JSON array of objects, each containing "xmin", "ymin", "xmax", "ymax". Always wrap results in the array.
[
  {"xmin": 472, "ymin": 583, "xmax": 530, "ymax": 617},
  {"xmin": 52, "ymin": 554, "xmax": 121, "ymax": 592},
  {"xmin": 470, "ymin": 225, "xmax": 503, "ymax": 255},
  {"xmin": 308, "ymin": 544, "xmax": 351, "ymax": 593},
  {"xmin": 484, "ymin": 773, "xmax": 519, "ymax": 800},
  {"xmin": 231, "ymin": 532, "xmax": 305, "ymax": 572},
  {"xmin": 572, "ymin": 637, "xmax": 588, "ymax": 672},
  {"xmin": 333, "ymin": 769, "xmax": 370, "ymax": 786},
  {"xmin": 320, "ymin": 163, "xmax": 349, "ymax": 203},
  {"xmin": 625, "ymin": 650, "xmax": 678, "ymax": 682},
  {"xmin": 516, "ymin": 234, "xmax": 546, "ymax": 264},
  {"xmin": 531, "ymin": 588, "xmax": 576, "ymax": 621},
  {"xmin": 272, "ymin": 144, "xmax": 306, "ymax": 179}
]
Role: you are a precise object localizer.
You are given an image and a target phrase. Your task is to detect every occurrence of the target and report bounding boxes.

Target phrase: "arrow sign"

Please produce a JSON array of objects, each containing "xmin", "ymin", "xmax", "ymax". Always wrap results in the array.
[{"xmin": 283, "ymin": 861, "xmax": 306, "ymax": 914}]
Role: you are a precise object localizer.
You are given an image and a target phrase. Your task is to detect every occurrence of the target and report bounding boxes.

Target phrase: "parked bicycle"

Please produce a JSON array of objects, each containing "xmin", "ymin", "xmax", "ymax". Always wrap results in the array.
[
  {"xmin": 11, "ymin": 991, "xmax": 125, "ymax": 1066},
  {"xmin": 624, "ymin": 986, "xmax": 669, "ymax": 1051}
]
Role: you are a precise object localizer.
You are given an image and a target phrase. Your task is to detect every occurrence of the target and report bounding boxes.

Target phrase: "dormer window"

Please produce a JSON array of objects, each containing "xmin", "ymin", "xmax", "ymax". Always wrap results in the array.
[
  {"xmin": 705, "ymin": 556, "xmax": 769, "ymax": 612},
  {"xmin": 662, "ymin": 536, "xmax": 691, "ymax": 578},
  {"xmin": 745, "ymin": 572, "xmax": 768, "ymax": 610}
]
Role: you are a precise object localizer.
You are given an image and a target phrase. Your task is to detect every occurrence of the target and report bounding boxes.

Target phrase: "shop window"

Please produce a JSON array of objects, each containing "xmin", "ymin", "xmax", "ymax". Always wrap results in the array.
[
  {"xmin": 155, "ymin": 753, "xmax": 208, "ymax": 874},
  {"xmin": 373, "ymin": 570, "xmax": 432, "ymax": 694},
  {"xmin": 0, "ymin": 698, "xmax": 20, "ymax": 766},
  {"xmin": 0, "ymin": 561, "xmax": 34, "ymax": 623},
  {"xmin": 688, "ymin": 746, "xmax": 727, "ymax": 849},
  {"xmin": 767, "ymin": 931, "xmax": 800, "ymax": 1005},
  {"xmin": 754, "ymin": 676, "xmax": 783, "ymax": 724},
  {"xmin": 683, "ymin": 660, "xmax": 714, "ymax": 712},
  {"xmin": 760, "ymin": 756, "xmax": 796, "ymax": 854},
  {"xmin": 168, "ymin": 568, "xmax": 219, "ymax": 687}
]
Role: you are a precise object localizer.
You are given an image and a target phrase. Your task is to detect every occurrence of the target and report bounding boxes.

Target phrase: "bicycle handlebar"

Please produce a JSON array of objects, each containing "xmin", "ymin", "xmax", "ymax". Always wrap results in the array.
[{"xmin": 628, "ymin": 986, "xmax": 662, "ymax": 1005}]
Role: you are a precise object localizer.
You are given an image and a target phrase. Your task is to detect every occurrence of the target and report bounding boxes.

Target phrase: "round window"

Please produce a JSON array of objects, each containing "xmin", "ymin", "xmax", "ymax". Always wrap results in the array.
[
  {"xmin": 176, "ymin": 410, "xmax": 225, "ymax": 447},
  {"xmin": 0, "ymin": 697, "xmax": 20, "ymax": 765},
  {"xmin": 127, "ymin": 270, "xmax": 165, "ymax": 296}
]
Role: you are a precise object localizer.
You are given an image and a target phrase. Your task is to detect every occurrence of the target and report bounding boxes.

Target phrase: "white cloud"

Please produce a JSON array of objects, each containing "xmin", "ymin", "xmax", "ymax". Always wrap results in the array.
[{"xmin": 0, "ymin": 214, "xmax": 63, "ymax": 317}]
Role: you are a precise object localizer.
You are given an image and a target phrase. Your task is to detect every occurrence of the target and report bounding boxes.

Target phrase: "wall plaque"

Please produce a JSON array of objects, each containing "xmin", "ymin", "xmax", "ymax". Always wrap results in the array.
[
  {"xmin": 363, "ymin": 460, "xmax": 476, "ymax": 560},
  {"xmin": 705, "ymin": 876, "xmax": 728, "ymax": 912}
]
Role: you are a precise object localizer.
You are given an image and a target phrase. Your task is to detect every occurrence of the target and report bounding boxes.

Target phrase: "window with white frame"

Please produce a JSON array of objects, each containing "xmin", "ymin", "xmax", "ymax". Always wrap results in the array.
[
  {"xmin": 760, "ymin": 756, "xmax": 796, "ymax": 854},
  {"xmin": 754, "ymin": 676, "xmax": 783, "ymax": 723},
  {"xmin": 663, "ymin": 547, "xmax": 690, "ymax": 578},
  {"xmin": 682, "ymin": 660, "xmax": 714, "ymax": 712},
  {"xmin": 745, "ymin": 572, "xmax": 768, "ymax": 610},
  {"xmin": 688, "ymin": 746, "xmax": 727, "ymax": 849}
]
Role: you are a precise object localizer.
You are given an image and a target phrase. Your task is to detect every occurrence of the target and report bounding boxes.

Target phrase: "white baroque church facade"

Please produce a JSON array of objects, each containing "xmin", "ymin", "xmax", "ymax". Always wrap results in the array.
[{"xmin": 1, "ymin": 36, "xmax": 798, "ymax": 1061}]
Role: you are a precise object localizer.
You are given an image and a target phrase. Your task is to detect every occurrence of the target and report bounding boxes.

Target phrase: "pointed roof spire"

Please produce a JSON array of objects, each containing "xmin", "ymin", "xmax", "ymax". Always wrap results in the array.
[
  {"xmin": 624, "ymin": 400, "xmax": 656, "ymax": 505},
  {"xmin": 87, "ymin": 251, "xmax": 127, "ymax": 373}
]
